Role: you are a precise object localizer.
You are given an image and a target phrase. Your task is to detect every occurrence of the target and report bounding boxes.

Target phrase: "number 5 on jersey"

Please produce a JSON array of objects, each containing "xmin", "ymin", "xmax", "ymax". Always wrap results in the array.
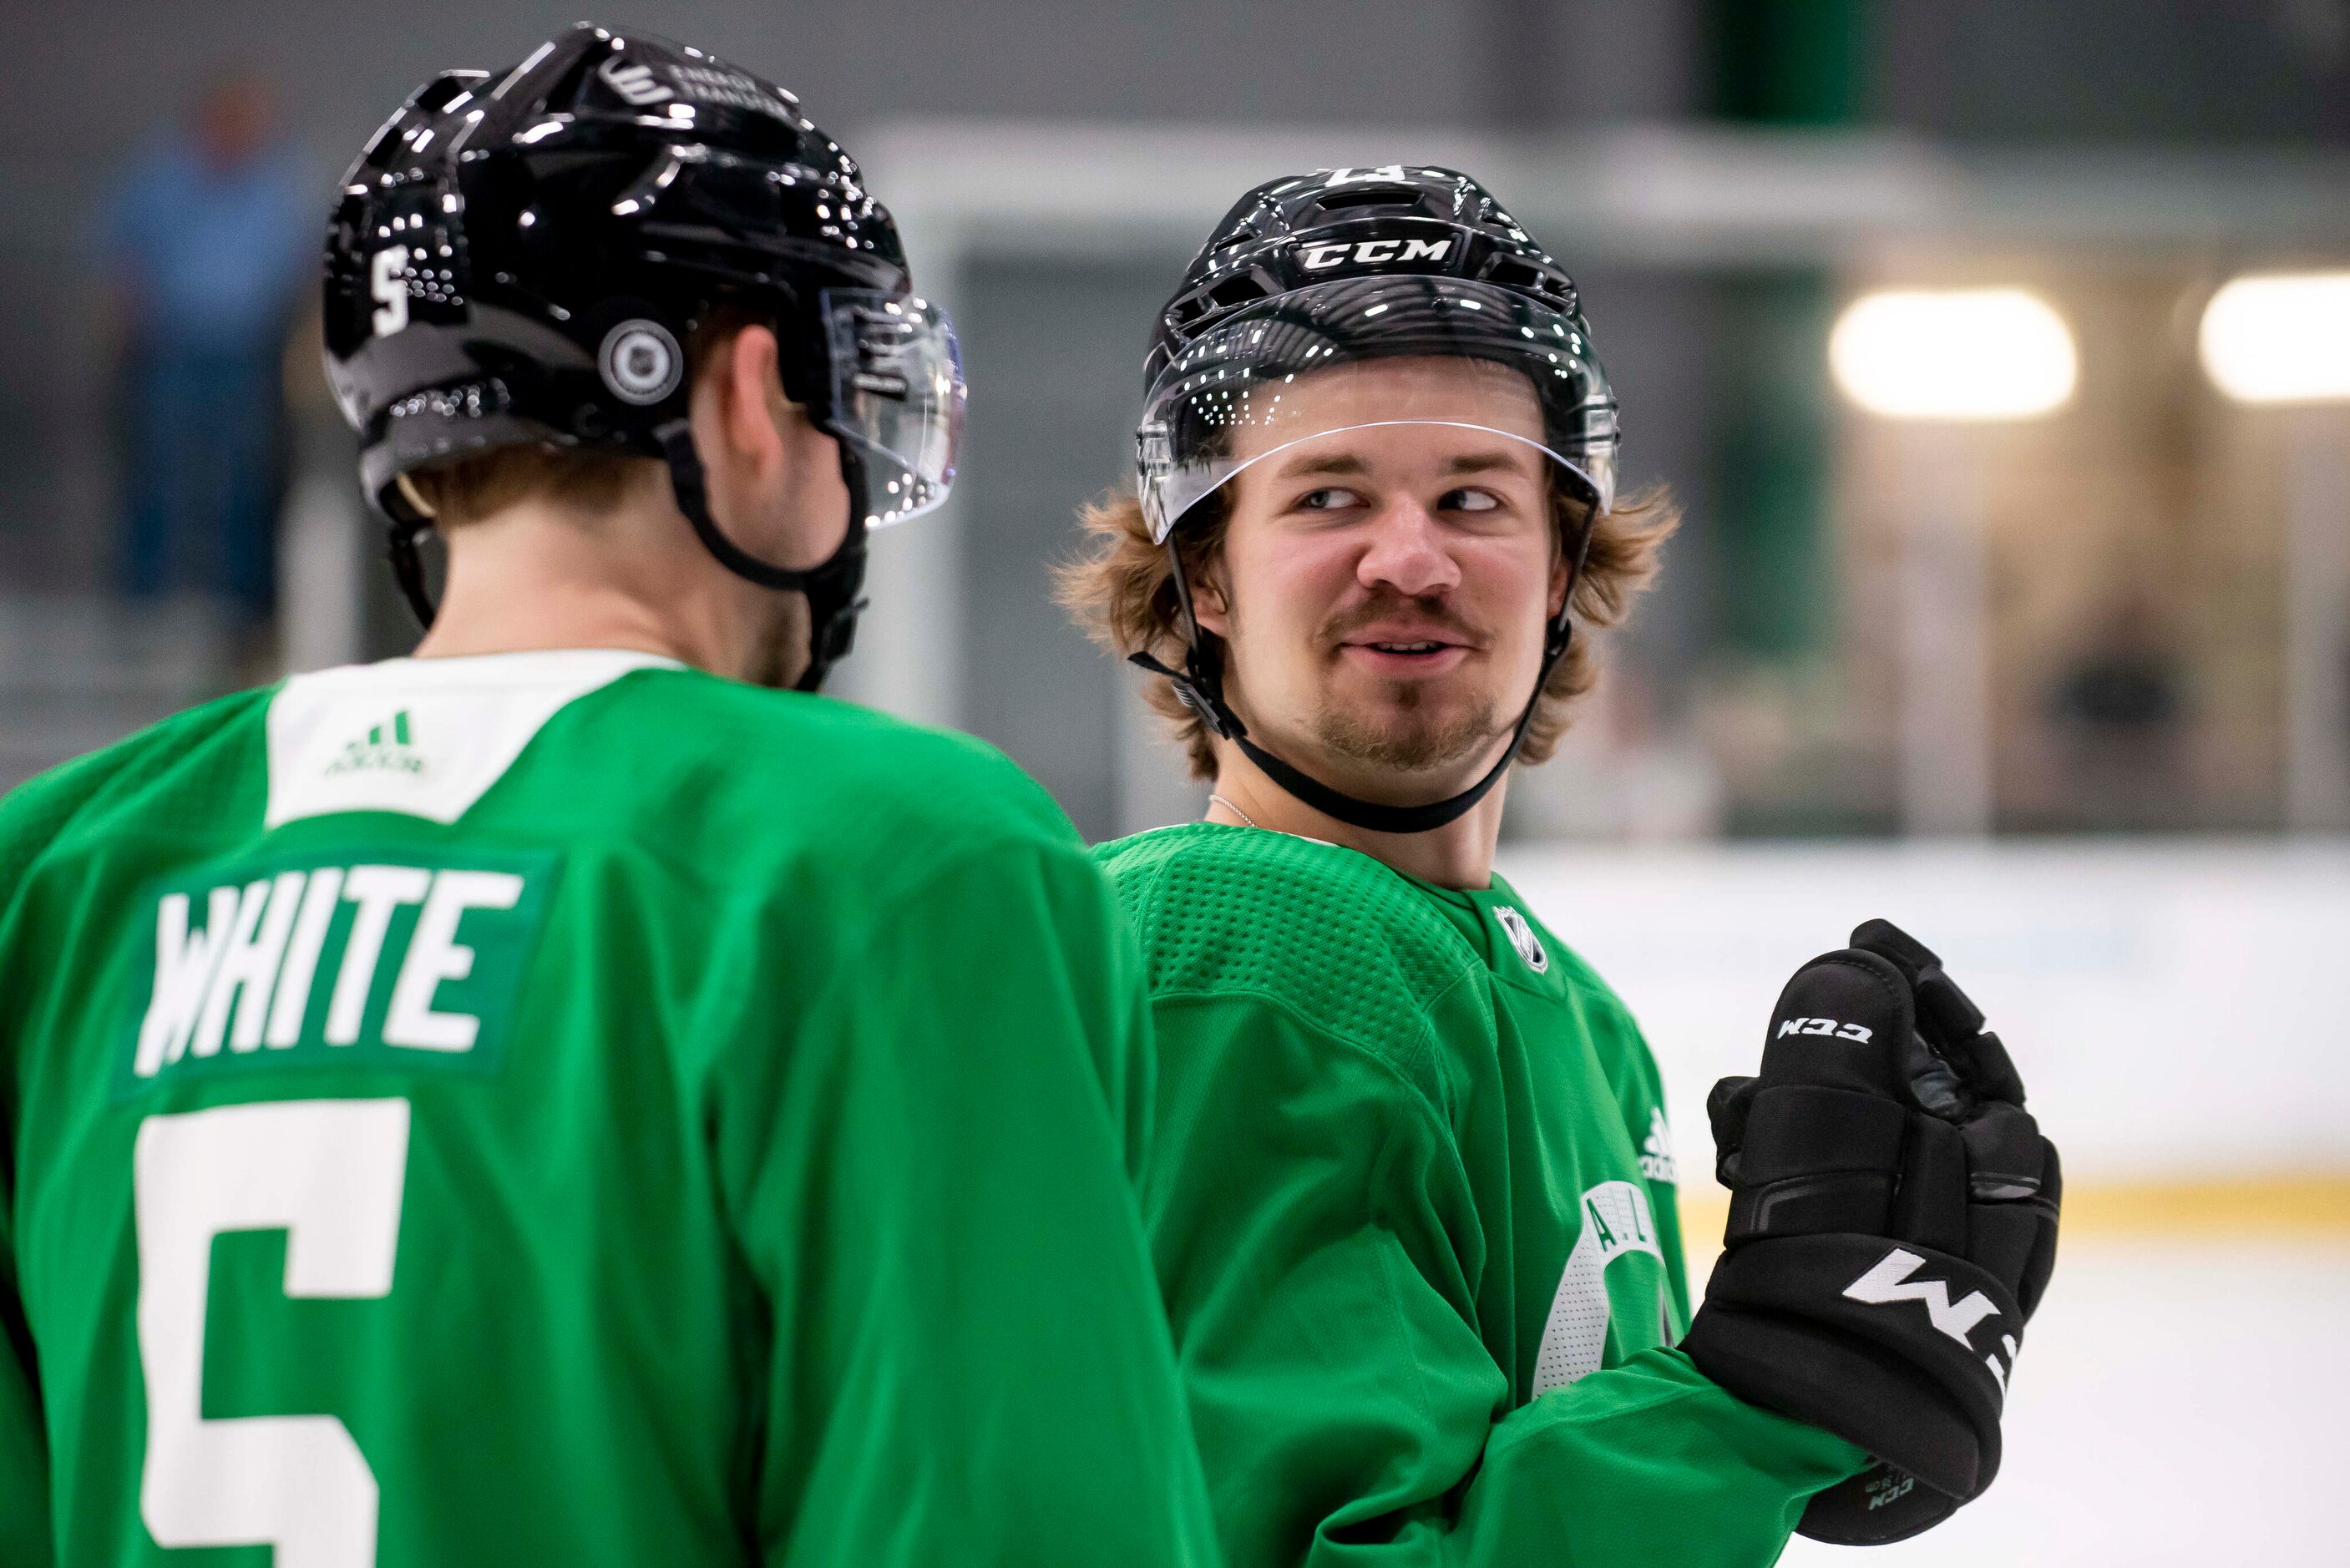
[{"xmin": 135, "ymin": 1099, "xmax": 412, "ymax": 1567}]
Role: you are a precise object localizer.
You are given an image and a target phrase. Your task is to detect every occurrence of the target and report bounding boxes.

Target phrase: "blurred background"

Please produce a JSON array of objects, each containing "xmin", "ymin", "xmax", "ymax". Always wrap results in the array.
[{"xmin": 3, "ymin": 3, "xmax": 2345, "ymax": 1561}]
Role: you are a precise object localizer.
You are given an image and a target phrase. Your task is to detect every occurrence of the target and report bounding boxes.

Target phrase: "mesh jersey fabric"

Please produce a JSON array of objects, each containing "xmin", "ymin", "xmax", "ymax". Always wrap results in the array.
[
  {"xmin": 1096, "ymin": 822, "xmax": 1863, "ymax": 1568},
  {"xmin": 0, "ymin": 655, "xmax": 1215, "ymax": 1568},
  {"xmin": 1107, "ymin": 818, "xmax": 1481, "ymax": 1110}
]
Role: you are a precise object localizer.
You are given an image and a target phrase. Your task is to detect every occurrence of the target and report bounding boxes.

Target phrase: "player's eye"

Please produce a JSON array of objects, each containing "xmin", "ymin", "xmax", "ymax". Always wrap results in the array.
[
  {"xmin": 1438, "ymin": 488, "xmax": 1503, "ymax": 513},
  {"xmin": 1294, "ymin": 486, "xmax": 1367, "ymax": 513}
]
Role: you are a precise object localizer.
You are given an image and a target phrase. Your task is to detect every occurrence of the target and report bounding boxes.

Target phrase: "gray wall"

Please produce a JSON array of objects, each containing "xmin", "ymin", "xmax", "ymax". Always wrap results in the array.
[
  {"xmin": 5, "ymin": 0, "xmax": 2339, "ymax": 591},
  {"xmin": 1877, "ymin": 2, "xmax": 2350, "ymax": 144},
  {"xmin": 955, "ymin": 254, "xmax": 1176, "ymax": 842},
  {"xmin": 0, "ymin": 1, "xmax": 1687, "ymax": 589},
  {"xmin": 5, "ymin": 0, "xmax": 2342, "ymax": 827}
]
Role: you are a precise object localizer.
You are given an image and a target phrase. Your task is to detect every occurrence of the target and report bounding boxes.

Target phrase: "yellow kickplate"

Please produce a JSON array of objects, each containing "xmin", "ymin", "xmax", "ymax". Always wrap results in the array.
[
  {"xmin": 2054, "ymin": 1177, "xmax": 2350, "ymax": 1237},
  {"xmin": 1676, "ymin": 1176, "xmax": 2350, "ymax": 1250}
]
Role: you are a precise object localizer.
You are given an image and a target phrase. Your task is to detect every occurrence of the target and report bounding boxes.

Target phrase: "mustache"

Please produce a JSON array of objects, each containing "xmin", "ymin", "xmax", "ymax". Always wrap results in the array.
[{"xmin": 1317, "ymin": 594, "xmax": 1488, "ymax": 646}]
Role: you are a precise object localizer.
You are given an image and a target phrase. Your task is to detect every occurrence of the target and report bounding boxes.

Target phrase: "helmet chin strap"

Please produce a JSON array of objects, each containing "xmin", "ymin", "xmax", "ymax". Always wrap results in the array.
[
  {"xmin": 387, "ymin": 508, "xmax": 438, "ymax": 630},
  {"xmin": 654, "ymin": 421, "xmax": 869, "ymax": 693},
  {"xmin": 386, "ymin": 426, "xmax": 871, "ymax": 696},
  {"xmin": 1129, "ymin": 516, "xmax": 1594, "ymax": 837}
]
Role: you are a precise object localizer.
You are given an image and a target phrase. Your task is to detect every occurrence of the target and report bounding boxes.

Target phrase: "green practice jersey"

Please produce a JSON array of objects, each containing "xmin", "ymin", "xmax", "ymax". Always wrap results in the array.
[
  {"xmin": 1096, "ymin": 823, "xmax": 1863, "ymax": 1568},
  {"xmin": 0, "ymin": 650, "xmax": 1216, "ymax": 1568}
]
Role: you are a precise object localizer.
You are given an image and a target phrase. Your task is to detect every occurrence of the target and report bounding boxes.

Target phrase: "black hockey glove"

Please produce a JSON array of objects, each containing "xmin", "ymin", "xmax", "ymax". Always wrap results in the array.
[{"xmin": 1677, "ymin": 919, "xmax": 2060, "ymax": 1546}]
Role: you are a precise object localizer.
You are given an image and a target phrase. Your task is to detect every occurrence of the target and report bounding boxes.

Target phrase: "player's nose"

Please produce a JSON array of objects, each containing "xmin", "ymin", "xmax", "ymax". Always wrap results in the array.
[{"xmin": 1355, "ymin": 497, "xmax": 1461, "ymax": 600}]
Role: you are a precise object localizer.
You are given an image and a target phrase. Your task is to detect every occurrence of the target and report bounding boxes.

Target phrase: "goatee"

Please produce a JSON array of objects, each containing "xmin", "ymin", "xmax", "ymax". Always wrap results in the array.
[{"xmin": 1314, "ymin": 684, "xmax": 1501, "ymax": 771}]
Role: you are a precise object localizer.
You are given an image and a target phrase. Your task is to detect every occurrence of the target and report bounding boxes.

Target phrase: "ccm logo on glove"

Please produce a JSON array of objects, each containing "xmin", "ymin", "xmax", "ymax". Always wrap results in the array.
[
  {"xmin": 1844, "ymin": 1247, "xmax": 1998, "ymax": 1346},
  {"xmin": 1777, "ymin": 1015, "xmax": 1873, "ymax": 1041},
  {"xmin": 1846, "ymin": 1249, "xmax": 2028, "ymax": 1399}
]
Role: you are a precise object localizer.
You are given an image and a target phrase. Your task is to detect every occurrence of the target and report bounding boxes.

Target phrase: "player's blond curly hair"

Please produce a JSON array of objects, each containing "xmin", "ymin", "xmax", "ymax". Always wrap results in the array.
[{"xmin": 1055, "ymin": 478, "xmax": 1679, "ymax": 780}]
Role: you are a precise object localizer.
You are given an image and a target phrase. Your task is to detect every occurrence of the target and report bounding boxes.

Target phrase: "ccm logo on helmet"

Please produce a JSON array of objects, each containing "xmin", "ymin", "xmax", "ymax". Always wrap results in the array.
[{"xmin": 1299, "ymin": 237, "xmax": 1453, "ymax": 271}]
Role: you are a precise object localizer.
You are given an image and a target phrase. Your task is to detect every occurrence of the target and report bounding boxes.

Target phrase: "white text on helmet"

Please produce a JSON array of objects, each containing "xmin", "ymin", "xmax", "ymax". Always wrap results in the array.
[
  {"xmin": 598, "ymin": 58, "xmax": 675, "ymax": 107},
  {"xmin": 1299, "ymin": 237, "xmax": 1454, "ymax": 271}
]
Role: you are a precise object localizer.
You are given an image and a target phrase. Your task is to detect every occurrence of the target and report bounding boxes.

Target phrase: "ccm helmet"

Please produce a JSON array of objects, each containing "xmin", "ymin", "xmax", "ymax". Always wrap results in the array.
[
  {"xmin": 1129, "ymin": 165, "xmax": 1618, "ymax": 832},
  {"xmin": 323, "ymin": 23, "xmax": 965, "ymax": 690}
]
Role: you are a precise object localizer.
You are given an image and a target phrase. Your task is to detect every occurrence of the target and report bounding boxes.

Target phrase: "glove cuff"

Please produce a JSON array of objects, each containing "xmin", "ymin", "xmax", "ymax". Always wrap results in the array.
[
  {"xmin": 1800, "ymin": 1463, "xmax": 1963, "ymax": 1546},
  {"xmin": 1682, "ymin": 1234, "xmax": 2019, "ymax": 1500},
  {"xmin": 1683, "ymin": 1300, "xmax": 1989, "ymax": 1500}
]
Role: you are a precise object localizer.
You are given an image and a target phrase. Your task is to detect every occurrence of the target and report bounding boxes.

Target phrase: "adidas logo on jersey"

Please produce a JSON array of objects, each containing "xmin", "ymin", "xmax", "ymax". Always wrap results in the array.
[
  {"xmin": 1493, "ymin": 904, "xmax": 1548, "ymax": 973},
  {"xmin": 324, "ymin": 710, "xmax": 426, "ymax": 779},
  {"xmin": 1639, "ymin": 1106, "xmax": 1677, "ymax": 1184}
]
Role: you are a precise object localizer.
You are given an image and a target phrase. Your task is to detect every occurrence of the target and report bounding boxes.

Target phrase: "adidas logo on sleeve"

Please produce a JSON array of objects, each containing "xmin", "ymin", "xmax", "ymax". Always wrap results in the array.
[{"xmin": 1638, "ymin": 1106, "xmax": 1677, "ymax": 1184}]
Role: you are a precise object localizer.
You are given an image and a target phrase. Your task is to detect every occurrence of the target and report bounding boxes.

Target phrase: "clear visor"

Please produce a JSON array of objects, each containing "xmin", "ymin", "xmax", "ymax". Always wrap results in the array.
[
  {"xmin": 1137, "ymin": 276, "xmax": 1617, "ymax": 544},
  {"xmin": 821, "ymin": 290, "xmax": 967, "ymax": 529}
]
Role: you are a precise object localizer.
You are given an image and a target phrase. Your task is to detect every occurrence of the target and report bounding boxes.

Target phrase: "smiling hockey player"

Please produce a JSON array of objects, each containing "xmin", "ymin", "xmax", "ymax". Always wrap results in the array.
[
  {"xmin": 1062, "ymin": 165, "xmax": 2062, "ymax": 1563},
  {"xmin": 0, "ymin": 27, "xmax": 1214, "ymax": 1566}
]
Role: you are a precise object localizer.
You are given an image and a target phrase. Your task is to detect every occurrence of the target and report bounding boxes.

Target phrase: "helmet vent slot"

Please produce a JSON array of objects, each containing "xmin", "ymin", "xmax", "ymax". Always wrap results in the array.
[
  {"xmin": 1167, "ymin": 289, "xmax": 1219, "ymax": 330},
  {"xmin": 1206, "ymin": 276, "xmax": 1271, "ymax": 311},
  {"xmin": 1482, "ymin": 255, "xmax": 1571, "ymax": 306},
  {"xmin": 1310, "ymin": 185, "xmax": 1429, "ymax": 215},
  {"xmin": 1169, "ymin": 274, "xmax": 1271, "ymax": 331}
]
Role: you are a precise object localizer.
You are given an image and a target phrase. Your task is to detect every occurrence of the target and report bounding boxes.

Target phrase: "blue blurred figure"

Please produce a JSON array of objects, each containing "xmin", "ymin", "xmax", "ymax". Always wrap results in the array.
[{"xmin": 99, "ymin": 71, "xmax": 310, "ymax": 626}]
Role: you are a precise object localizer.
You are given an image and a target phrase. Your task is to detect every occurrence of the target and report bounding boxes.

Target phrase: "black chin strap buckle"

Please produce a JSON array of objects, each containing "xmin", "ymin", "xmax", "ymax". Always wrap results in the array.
[
  {"xmin": 803, "ymin": 590, "xmax": 872, "ymax": 690},
  {"xmin": 388, "ymin": 514, "xmax": 438, "ymax": 630},
  {"xmin": 1127, "ymin": 650, "xmax": 1246, "ymax": 741}
]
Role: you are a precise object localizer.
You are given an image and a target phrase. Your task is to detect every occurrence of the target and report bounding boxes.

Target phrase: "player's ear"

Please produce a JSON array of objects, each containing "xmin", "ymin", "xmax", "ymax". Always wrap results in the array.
[
  {"xmin": 701, "ymin": 324, "xmax": 789, "ymax": 484},
  {"xmin": 1189, "ymin": 557, "xmax": 1230, "ymax": 636}
]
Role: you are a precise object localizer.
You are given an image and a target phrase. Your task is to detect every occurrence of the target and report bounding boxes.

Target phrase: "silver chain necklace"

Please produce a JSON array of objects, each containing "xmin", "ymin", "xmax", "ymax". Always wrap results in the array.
[{"xmin": 1207, "ymin": 793, "xmax": 1260, "ymax": 829}]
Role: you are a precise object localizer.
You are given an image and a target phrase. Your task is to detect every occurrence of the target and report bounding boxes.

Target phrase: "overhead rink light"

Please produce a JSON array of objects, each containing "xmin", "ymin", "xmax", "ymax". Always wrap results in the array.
[
  {"xmin": 2200, "ymin": 271, "xmax": 2350, "ymax": 404},
  {"xmin": 1829, "ymin": 288, "xmax": 2078, "ymax": 422}
]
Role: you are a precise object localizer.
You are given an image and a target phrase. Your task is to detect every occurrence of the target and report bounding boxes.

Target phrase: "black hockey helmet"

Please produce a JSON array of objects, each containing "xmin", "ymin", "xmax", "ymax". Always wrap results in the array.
[
  {"xmin": 1127, "ymin": 165, "xmax": 1619, "ymax": 833},
  {"xmin": 323, "ymin": 23, "xmax": 965, "ymax": 690}
]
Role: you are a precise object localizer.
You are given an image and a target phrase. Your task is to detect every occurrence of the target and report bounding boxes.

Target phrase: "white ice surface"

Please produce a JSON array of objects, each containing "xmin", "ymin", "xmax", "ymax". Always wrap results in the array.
[{"xmin": 1775, "ymin": 1237, "xmax": 2350, "ymax": 1568}]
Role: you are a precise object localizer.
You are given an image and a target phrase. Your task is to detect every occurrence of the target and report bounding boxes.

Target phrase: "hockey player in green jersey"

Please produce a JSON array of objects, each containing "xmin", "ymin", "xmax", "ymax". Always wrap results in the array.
[
  {"xmin": 1063, "ymin": 168, "xmax": 2060, "ymax": 1563},
  {"xmin": 0, "ymin": 27, "xmax": 1216, "ymax": 1568}
]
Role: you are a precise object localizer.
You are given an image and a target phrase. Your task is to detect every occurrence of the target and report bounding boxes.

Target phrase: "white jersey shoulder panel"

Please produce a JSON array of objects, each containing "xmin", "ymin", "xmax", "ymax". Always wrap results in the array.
[{"xmin": 266, "ymin": 650, "xmax": 681, "ymax": 828}]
